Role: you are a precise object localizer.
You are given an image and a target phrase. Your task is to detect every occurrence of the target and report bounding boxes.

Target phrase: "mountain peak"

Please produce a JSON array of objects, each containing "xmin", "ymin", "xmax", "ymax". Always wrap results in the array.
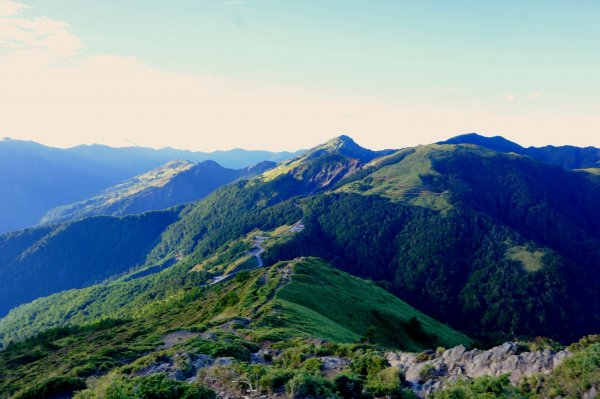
[
  {"xmin": 327, "ymin": 134, "xmax": 355, "ymax": 145},
  {"xmin": 438, "ymin": 133, "xmax": 524, "ymax": 153},
  {"xmin": 317, "ymin": 135, "xmax": 359, "ymax": 151},
  {"xmin": 312, "ymin": 135, "xmax": 392, "ymax": 163}
]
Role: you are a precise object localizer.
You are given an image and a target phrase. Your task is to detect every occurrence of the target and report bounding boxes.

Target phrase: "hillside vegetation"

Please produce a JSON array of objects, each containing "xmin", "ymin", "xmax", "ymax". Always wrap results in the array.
[
  {"xmin": 0, "ymin": 258, "xmax": 468, "ymax": 398},
  {"xmin": 0, "ymin": 210, "xmax": 179, "ymax": 318}
]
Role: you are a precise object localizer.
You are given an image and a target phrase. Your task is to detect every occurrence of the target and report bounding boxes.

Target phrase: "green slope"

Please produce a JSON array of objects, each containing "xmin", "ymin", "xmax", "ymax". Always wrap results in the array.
[
  {"xmin": 0, "ymin": 257, "xmax": 469, "ymax": 398},
  {"xmin": 275, "ymin": 258, "xmax": 470, "ymax": 350}
]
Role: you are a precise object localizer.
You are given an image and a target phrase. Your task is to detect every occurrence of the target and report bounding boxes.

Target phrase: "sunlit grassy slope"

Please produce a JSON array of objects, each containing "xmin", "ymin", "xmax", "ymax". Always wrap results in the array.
[{"xmin": 275, "ymin": 257, "xmax": 470, "ymax": 350}]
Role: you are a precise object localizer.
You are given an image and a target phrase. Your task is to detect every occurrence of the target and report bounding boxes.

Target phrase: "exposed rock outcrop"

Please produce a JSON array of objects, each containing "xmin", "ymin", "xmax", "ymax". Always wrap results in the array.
[{"xmin": 387, "ymin": 342, "xmax": 570, "ymax": 397}]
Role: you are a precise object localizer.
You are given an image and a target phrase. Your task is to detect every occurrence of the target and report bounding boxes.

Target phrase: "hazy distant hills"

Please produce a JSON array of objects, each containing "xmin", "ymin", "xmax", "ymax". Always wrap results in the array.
[
  {"xmin": 66, "ymin": 143, "xmax": 303, "ymax": 171},
  {"xmin": 0, "ymin": 138, "xmax": 300, "ymax": 233},
  {"xmin": 0, "ymin": 139, "xmax": 130, "ymax": 234},
  {"xmin": 439, "ymin": 133, "xmax": 600, "ymax": 169},
  {"xmin": 41, "ymin": 159, "xmax": 276, "ymax": 225}
]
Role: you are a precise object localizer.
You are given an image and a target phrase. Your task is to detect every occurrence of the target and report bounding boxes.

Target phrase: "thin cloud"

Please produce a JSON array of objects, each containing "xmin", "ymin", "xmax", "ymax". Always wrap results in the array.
[
  {"xmin": 0, "ymin": 3, "xmax": 82, "ymax": 58},
  {"xmin": 504, "ymin": 93, "xmax": 516, "ymax": 102},
  {"xmin": 529, "ymin": 92, "xmax": 541, "ymax": 100},
  {"xmin": 0, "ymin": 0, "xmax": 27, "ymax": 17}
]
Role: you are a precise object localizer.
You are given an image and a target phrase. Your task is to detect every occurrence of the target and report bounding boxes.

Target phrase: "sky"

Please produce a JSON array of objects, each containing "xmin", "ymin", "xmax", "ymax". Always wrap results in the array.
[{"xmin": 0, "ymin": 0, "xmax": 599, "ymax": 151}]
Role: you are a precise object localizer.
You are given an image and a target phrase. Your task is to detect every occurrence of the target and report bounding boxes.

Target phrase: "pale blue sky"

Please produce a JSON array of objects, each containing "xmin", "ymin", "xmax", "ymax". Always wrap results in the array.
[{"xmin": 1, "ymin": 0, "xmax": 599, "ymax": 150}]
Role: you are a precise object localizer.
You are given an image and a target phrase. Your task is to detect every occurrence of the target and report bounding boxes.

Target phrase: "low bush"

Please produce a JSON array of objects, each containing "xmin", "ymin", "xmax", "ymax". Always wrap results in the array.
[
  {"xmin": 285, "ymin": 372, "xmax": 336, "ymax": 399},
  {"xmin": 14, "ymin": 376, "xmax": 86, "ymax": 399},
  {"xmin": 75, "ymin": 373, "xmax": 215, "ymax": 399}
]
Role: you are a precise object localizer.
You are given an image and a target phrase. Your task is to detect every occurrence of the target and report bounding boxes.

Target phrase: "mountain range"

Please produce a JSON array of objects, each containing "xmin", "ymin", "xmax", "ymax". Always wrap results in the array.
[
  {"xmin": 41, "ymin": 159, "xmax": 276, "ymax": 225},
  {"xmin": 0, "ymin": 138, "xmax": 300, "ymax": 233},
  {"xmin": 439, "ymin": 133, "xmax": 600, "ymax": 170},
  {"xmin": 0, "ymin": 134, "xmax": 599, "ymax": 399}
]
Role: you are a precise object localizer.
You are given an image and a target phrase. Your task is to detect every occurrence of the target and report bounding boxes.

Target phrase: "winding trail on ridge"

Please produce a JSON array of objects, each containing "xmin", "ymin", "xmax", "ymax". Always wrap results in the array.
[{"xmin": 204, "ymin": 220, "xmax": 303, "ymax": 286}]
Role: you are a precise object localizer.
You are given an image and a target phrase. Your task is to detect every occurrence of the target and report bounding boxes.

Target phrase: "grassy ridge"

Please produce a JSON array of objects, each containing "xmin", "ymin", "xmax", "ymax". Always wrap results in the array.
[
  {"xmin": 0, "ymin": 257, "xmax": 470, "ymax": 397},
  {"xmin": 276, "ymin": 258, "xmax": 470, "ymax": 351}
]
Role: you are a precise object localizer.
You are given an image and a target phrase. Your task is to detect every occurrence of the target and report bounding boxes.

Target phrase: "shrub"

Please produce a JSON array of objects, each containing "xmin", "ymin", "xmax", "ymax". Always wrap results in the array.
[
  {"xmin": 301, "ymin": 357, "xmax": 323, "ymax": 375},
  {"xmin": 15, "ymin": 376, "xmax": 86, "ymax": 399},
  {"xmin": 334, "ymin": 374, "xmax": 364, "ymax": 399},
  {"xmin": 285, "ymin": 372, "xmax": 335, "ymax": 399},
  {"xmin": 187, "ymin": 336, "xmax": 258, "ymax": 361},
  {"xmin": 415, "ymin": 350, "xmax": 435, "ymax": 363},
  {"xmin": 433, "ymin": 374, "xmax": 521, "ymax": 399},
  {"xmin": 349, "ymin": 350, "xmax": 388, "ymax": 378},
  {"xmin": 76, "ymin": 373, "xmax": 215, "ymax": 399},
  {"xmin": 418, "ymin": 364, "xmax": 436, "ymax": 381},
  {"xmin": 366, "ymin": 367, "xmax": 403, "ymax": 397},
  {"xmin": 259, "ymin": 368, "xmax": 295, "ymax": 393},
  {"xmin": 528, "ymin": 336, "xmax": 563, "ymax": 352}
]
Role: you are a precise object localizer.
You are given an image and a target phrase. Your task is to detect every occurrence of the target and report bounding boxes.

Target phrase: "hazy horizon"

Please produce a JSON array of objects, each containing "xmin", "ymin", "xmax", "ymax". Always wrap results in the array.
[
  {"xmin": 6, "ymin": 130, "xmax": 597, "ymax": 154},
  {"xmin": 1, "ymin": 0, "xmax": 599, "ymax": 151}
]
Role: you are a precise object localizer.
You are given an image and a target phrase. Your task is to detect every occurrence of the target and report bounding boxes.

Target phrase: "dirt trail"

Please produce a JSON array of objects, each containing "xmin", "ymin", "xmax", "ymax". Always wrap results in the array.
[
  {"xmin": 158, "ymin": 331, "xmax": 199, "ymax": 349},
  {"xmin": 204, "ymin": 220, "xmax": 304, "ymax": 287}
]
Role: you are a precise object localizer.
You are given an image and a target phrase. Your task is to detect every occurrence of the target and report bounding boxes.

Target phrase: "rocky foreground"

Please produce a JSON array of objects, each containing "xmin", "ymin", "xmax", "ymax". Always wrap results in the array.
[
  {"xmin": 387, "ymin": 342, "xmax": 570, "ymax": 397},
  {"xmin": 133, "ymin": 333, "xmax": 574, "ymax": 398}
]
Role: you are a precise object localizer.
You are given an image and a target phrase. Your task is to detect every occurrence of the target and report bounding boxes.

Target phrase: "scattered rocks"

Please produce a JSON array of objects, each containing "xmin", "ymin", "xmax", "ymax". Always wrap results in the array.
[
  {"xmin": 582, "ymin": 385, "xmax": 598, "ymax": 399},
  {"xmin": 320, "ymin": 356, "xmax": 350, "ymax": 372},
  {"xmin": 213, "ymin": 357, "xmax": 235, "ymax": 367},
  {"xmin": 136, "ymin": 352, "xmax": 215, "ymax": 381},
  {"xmin": 200, "ymin": 332, "xmax": 218, "ymax": 340}
]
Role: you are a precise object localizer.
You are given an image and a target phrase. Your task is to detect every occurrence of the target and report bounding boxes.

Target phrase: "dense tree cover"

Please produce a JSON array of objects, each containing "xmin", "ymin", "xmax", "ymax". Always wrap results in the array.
[
  {"xmin": 0, "ymin": 176, "xmax": 305, "ymax": 343},
  {"xmin": 0, "ymin": 210, "xmax": 180, "ymax": 317},
  {"xmin": 0, "ymin": 133, "xmax": 370, "ymax": 337}
]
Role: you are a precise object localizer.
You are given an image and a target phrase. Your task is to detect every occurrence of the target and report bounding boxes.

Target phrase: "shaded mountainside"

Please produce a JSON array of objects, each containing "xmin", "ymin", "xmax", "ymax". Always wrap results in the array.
[
  {"xmin": 41, "ymin": 160, "xmax": 276, "ymax": 224},
  {"xmin": 0, "ymin": 210, "xmax": 179, "ymax": 318},
  {"xmin": 439, "ymin": 133, "xmax": 600, "ymax": 169}
]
